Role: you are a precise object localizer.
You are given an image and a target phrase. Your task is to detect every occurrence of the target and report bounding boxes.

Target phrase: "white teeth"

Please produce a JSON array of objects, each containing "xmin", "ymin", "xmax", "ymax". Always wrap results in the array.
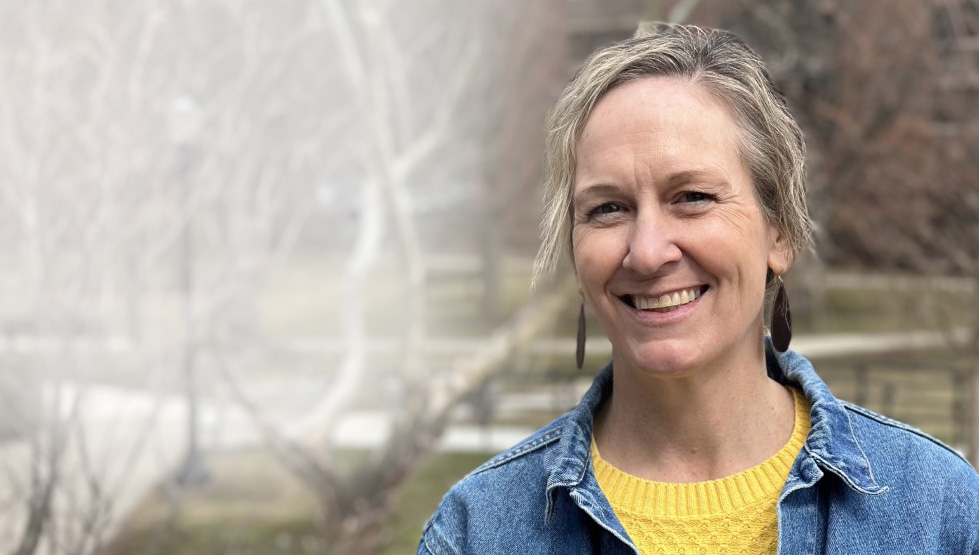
[{"xmin": 631, "ymin": 287, "xmax": 702, "ymax": 310}]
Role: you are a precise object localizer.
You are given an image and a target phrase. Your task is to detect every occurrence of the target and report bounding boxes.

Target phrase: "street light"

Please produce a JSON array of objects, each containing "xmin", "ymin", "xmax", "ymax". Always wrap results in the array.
[{"xmin": 168, "ymin": 95, "xmax": 209, "ymax": 487}]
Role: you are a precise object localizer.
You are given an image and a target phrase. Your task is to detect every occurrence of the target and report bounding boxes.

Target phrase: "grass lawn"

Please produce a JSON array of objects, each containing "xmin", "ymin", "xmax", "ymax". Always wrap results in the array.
[
  {"xmin": 102, "ymin": 448, "xmax": 495, "ymax": 555},
  {"xmin": 382, "ymin": 451, "xmax": 495, "ymax": 554}
]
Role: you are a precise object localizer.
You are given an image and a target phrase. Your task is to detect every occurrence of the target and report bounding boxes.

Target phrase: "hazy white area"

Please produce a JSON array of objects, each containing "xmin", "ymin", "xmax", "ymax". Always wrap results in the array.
[{"xmin": 0, "ymin": 0, "xmax": 564, "ymax": 551}]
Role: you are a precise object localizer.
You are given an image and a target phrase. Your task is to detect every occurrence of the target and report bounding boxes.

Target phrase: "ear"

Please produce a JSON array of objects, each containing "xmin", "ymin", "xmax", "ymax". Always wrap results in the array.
[{"xmin": 767, "ymin": 226, "xmax": 794, "ymax": 276}]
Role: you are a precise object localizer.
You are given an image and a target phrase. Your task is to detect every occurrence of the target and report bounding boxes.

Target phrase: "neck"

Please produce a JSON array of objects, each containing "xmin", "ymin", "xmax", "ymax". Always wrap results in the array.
[{"xmin": 593, "ymin": 338, "xmax": 795, "ymax": 483}]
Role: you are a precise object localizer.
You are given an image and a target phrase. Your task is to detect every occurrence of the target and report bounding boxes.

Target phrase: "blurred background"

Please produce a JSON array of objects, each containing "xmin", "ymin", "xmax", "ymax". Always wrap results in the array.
[{"xmin": 0, "ymin": 0, "xmax": 977, "ymax": 553}]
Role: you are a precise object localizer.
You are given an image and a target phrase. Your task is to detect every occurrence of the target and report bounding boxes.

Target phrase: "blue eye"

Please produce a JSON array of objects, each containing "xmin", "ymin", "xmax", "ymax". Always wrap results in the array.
[
  {"xmin": 679, "ymin": 191, "xmax": 714, "ymax": 203},
  {"xmin": 590, "ymin": 203, "xmax": 622, "ymax": 215}
]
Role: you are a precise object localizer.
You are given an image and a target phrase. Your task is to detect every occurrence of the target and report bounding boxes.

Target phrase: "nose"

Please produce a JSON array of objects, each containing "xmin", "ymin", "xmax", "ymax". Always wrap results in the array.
[{"xmin": 622, "ymin": 210, "xmax": 682, "ymax": 275}]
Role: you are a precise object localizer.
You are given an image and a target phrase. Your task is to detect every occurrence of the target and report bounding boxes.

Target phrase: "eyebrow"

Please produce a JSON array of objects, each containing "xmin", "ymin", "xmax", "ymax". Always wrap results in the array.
[
  {"xmin": 574, "ymin": 183, "xmax": 619, "ymax": 198},
  {"xmin": 575, "ymin": 168, "xmax": 725, "ymax": 197},
  {"xmin": 665, "ymin": 169, "xmax": 725, "ymax": 185}
]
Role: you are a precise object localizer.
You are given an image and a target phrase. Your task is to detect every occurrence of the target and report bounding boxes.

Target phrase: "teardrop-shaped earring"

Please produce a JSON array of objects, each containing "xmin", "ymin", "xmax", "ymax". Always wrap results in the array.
[
  {"xmin": 772, "ymin": 275, "xmax": 792, "ymax": 352},
  {"xmin": 576, "ymin": 302, "xmax": 586, "ymax": 370}
]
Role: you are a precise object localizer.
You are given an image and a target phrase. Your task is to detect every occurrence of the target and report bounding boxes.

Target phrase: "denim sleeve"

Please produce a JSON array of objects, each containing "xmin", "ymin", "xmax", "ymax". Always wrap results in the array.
[
  {"xmin": 417, "ymin": 485, "xmax": 470, "ymax": 555},
  {"xmin": 966, "ymin": 471, "xmax": 979, "ymax": 554},
  {"xmin": 943, "ymin": 455, "xmax": 979, "ymax": 553},
  {"xmin": 418, "ymin": 514, "xmax": 458, "ymax": 555}
]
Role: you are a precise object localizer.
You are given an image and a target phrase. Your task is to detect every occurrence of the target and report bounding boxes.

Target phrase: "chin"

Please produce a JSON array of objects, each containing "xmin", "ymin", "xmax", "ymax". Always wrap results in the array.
[{"xmin": 617, "ymin": 339, "xmax": 706, "ymax": 377}]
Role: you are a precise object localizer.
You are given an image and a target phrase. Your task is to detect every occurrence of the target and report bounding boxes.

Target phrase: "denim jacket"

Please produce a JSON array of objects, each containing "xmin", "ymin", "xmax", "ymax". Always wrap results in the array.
[{"xmin": 419, "ymin": 342, "xmax": 979, "ymax": 554}]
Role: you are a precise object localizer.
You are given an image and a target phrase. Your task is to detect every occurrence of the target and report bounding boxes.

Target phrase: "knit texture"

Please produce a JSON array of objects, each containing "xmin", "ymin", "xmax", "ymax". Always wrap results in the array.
[{"xmin": 592, "ymin": 388, "xmax": 811, "ymax": 555}]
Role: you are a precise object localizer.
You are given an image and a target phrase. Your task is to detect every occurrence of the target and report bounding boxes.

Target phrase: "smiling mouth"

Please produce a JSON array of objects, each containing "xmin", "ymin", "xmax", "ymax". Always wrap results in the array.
[{"xmin": 620, "ymin": 286, "xmax": 708, "ymax": 313}]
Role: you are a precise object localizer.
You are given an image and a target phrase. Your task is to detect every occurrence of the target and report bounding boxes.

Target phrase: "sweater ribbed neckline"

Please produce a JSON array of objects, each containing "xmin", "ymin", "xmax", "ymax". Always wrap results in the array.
[{"xmin": 592, "ymin": 387, "xmax": 810, "ymax": 518}]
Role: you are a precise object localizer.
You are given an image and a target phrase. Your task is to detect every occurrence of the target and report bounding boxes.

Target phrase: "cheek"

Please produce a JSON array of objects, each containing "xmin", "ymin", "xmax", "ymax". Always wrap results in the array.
[
  {"xmin": 699, "ymin": 215, "xmax": 772, "ymax": 267},
  {"xmin": 573, "ymin": 230, "xmax": 626, "ymax": 285}
]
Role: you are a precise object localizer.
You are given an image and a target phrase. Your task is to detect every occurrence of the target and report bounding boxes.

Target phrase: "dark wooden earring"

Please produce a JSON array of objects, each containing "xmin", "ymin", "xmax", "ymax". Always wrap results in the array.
[
  {"xmin": 576, "ymin": 302, "xmax": 586, "ymax": 369},
  {"xmin": 772, "ymin": 275, "xmax": 792, "ymax": 353}
]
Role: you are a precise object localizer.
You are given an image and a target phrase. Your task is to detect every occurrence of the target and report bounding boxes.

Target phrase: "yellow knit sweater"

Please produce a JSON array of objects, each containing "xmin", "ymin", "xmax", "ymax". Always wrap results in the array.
[{"xmin": 592, "ymin": 388, "xmax": 811, "ymax": 555}]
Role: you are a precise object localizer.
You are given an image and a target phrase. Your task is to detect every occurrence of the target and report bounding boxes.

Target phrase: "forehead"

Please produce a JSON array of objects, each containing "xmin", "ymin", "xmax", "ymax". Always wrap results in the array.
[{"xmin": 575, "ymin": 77, "xmax": 746, "ymax": 183}]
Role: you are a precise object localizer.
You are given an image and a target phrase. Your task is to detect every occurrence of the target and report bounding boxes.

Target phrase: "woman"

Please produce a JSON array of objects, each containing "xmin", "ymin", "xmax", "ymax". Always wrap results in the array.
[{"xmin": 419, "ymin": 23, "xmax": 979, "ymax": 554}]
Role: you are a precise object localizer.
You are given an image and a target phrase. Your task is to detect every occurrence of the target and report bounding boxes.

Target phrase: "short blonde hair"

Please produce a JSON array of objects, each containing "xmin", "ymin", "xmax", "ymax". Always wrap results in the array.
[{"xmin": 533, "ymin": 23, "xmax": 812, "ymax": 286}]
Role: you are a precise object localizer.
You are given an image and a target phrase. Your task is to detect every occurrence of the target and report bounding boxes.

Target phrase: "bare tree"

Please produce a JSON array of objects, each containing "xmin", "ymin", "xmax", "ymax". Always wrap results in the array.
[
  {"xmin": 218, "ymin": 1, "xmax": 573, "ymax": 551},
  {"xmin": 2, "ymin": 0, "xmax": 570, "ymax": 551},
  {"xmin": 0, "ymin": 2, "xmax": 173, "ymax": 551},
  {"xmin": 718, "ymin": 0, "xmax": 979, "ymax": 463},
  {"xmin": 0, "ymin": 0, "xmax": 350, "ymax": 552},
  {"xmin": 2, "ymin": 1, "xmax": 573, "ymax": 552}
]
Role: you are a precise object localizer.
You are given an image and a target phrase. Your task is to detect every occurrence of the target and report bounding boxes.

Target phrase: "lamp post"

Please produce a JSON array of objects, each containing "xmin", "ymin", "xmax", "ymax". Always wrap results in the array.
[{"xmin": 169, "ymin": 95, "xmax": 209, "ymax": 487}]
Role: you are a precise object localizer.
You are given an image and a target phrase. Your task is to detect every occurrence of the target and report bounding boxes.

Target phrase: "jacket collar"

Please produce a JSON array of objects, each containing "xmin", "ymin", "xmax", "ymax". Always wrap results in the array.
[
  {"xmin": 543, "ymin": 365, "xmax": 610, "ymax": 520},
  {"xmin": 544, "ymin": 339, "xmax": 886, "ymax": 514},
  {"xmin": 544, "ymin": 365, "xmax": 634, "ymax": 545},
  {"xmin": 770, "ymin": 341, "xmax": 887, "ymax": 494}
]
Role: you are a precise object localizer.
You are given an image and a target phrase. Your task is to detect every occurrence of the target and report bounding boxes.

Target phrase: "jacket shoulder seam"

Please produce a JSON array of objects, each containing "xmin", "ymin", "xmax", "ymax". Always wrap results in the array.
[
  {"xmin": 469, "ymin": 427, "xmax": 563, "ymax": 474},
  {"xmin": 841, "ymin": 401, "xmax": 971, "ymax": 465}
]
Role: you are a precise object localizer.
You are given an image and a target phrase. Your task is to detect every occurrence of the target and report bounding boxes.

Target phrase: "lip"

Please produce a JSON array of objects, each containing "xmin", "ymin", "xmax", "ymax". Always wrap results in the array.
[
  {"xmin": 617, "ymin": 285, "xmax": 708, "ymax": 306},
  {"xmin": 617, "ymin": 286, "xmax": 707, "ymax": 324}
]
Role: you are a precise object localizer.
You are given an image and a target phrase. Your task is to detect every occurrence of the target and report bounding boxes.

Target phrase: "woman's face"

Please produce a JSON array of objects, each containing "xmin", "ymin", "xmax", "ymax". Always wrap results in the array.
[{"xmin": 572, "ymin": 77, "xmax": 791, "ymax": 377}]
